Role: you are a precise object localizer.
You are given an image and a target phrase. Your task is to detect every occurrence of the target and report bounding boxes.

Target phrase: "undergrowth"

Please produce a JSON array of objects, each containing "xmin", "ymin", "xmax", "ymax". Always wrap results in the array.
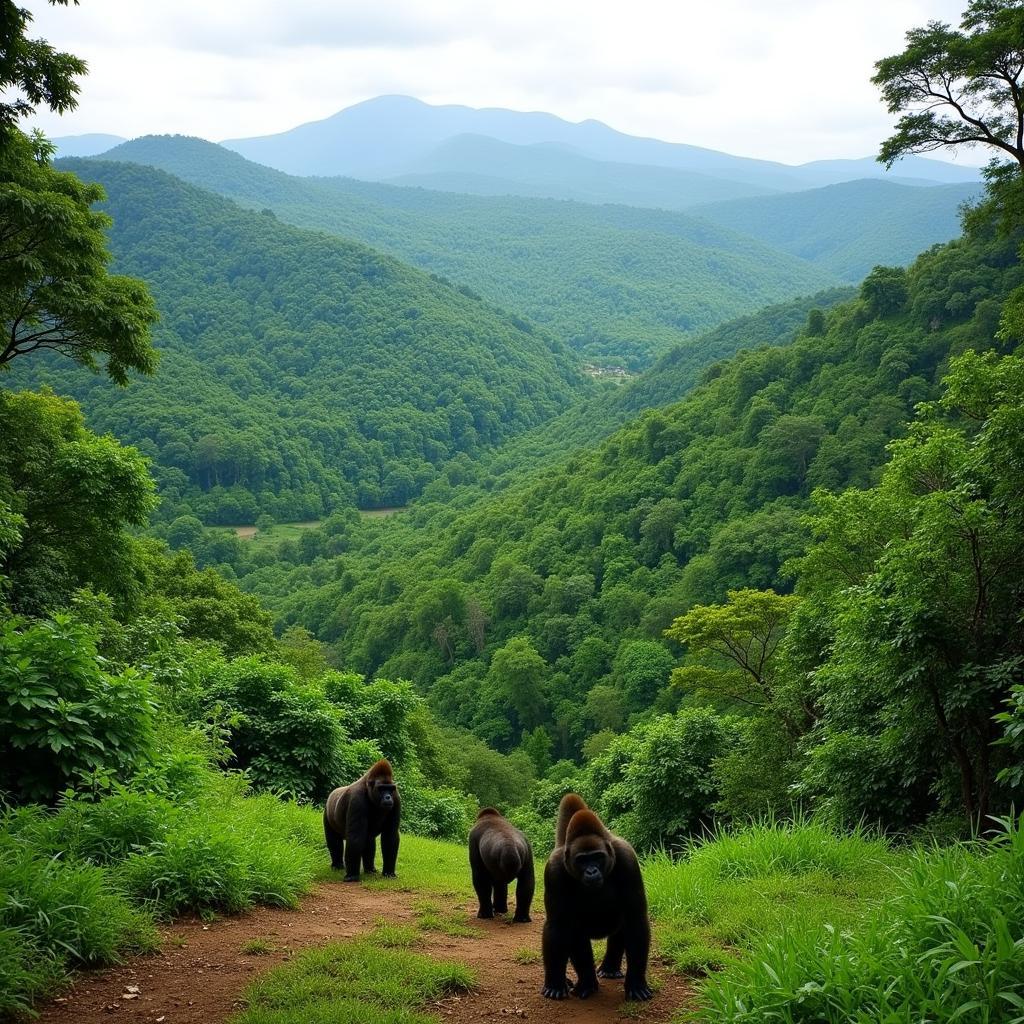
[
  {"xmin": 644, "ymin": 819, "xmax": 897, "ymax": 973},
  {"xmin": 698, "ymin": 817, "xmax": 1024, "ymax": 1022}
]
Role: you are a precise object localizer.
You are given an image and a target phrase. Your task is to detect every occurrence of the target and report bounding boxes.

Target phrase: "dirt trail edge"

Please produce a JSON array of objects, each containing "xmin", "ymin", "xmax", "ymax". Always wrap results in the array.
[{"xmin": 36, "ymin": 882, "xmax": 694, "ymax": 1024}]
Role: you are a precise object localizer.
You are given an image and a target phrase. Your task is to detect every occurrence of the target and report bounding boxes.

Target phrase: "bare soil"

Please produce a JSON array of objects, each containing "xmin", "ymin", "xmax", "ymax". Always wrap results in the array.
[{"xmin": 36, "ymin": 882, "xmax": 694, "ymax": 1024}]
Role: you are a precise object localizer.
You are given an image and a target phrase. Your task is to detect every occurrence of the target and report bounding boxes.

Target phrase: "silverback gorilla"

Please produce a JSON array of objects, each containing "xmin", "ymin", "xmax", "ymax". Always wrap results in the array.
[
  {"xmin": 324, "ymin": 759, "xmax": 400, "ymax": 881},
  {"xmin": 468, "ymin": 808, "xmax": 535, "ymax": 922},
  {"xmin": 541, "ymin": 794, "xmax": 652, "ymax": 1001}
]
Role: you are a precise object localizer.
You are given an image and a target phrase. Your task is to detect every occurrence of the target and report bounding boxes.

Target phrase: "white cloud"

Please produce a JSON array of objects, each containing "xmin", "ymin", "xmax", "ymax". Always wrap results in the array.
[{"xmin": 25, "ymin": 0, "xmax": 984, "ymax": 165}]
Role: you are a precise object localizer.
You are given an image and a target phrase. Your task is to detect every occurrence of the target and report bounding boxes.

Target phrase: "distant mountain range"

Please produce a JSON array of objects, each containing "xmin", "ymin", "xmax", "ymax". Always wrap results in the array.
[{"xmin": 53, "ymin": 94, "xmax": 982, "ymax": 211}]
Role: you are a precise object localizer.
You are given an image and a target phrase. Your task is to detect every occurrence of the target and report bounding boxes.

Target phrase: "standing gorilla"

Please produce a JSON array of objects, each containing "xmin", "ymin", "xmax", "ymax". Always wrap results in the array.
[
  {"xmin": 541, "ymin": 793, "xmax": 652, "ymax": 1001},
  {"xmin": 468, "ymin": 808, "xmax": 534, "ymax": 922},
  {"xmin": 323, "ymin": 759, "xmax": 400, "ymax": 881}
]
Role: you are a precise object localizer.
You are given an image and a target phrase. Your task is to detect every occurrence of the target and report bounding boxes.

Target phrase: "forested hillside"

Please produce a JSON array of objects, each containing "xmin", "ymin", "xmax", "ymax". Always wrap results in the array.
[
  {"xmin": 96, "ymin": 136, "xmax": 836, "ymax": 366},
  {"xmin": 8, "ymin": 159, "xmax": 588, "ymax": 522},
  {"xmin": 696, "ymin": 178, "xmax": 981, "ymax": 279},
  {"xmin": 223, "ymin": 218, "xmax": 1021, "ymax": 776}
]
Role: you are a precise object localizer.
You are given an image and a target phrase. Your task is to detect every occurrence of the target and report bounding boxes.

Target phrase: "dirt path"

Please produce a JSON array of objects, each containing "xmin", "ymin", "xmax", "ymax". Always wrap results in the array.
[{"xmin": 37, "ymin": 882, "xmax": 693, "ymax": 1024}]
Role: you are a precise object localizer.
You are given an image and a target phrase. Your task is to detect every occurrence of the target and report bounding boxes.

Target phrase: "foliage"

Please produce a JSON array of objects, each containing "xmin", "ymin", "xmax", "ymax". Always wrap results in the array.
[
  {"xmin": 0, "ymin": 129, "xmax": 157, "ymax": 379},
  {"xmin": 584, "ymin": 708, "xmax": 741, "ymax": 851},
  {"xmin": 0, "ymin": 0, "xmax": 86, "ymax": 133},
  {"xmin": 0, "ymin": 614, "xmax": 157, "ymax": 803},
  {"xmin": 0, "ymin": 388, "xmax": 156, "ymax": 615},
  {"xmin": 700, "ymin": 817, "xmax": 1024, "ymax": 1023},
  {"xmin": 239, "ymin": 220, "xmax": 1022, "ymax": 766},
  {"xmin": 796, "ymin": 351, "xmax": 1024, "ymax": 826},
  {"xmin": 874, "ymin": 0, "xmax": 1024, "ymax": 173}
]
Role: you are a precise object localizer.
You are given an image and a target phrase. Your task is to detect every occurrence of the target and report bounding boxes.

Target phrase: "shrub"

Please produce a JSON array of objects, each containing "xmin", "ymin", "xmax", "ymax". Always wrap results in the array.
[
  {"xmin": 400, "ymin": 784, "xmax": 473, "ymax": 841},
  {"xmin": 0, "ymin": 615, "xmax": 156, "ymax": 802}
]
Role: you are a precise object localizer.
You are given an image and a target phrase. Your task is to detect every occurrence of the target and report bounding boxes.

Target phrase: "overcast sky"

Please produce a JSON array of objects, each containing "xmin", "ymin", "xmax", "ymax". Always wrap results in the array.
[{"xmin": 26, "ymin": 0, "xmax": 984, "ymax": 166}]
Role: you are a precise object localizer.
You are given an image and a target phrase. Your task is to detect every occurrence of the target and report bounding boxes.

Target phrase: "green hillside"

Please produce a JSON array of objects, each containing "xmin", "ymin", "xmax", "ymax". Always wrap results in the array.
[
  {"xmin": 97, "ymin": 135, "xmax": 837, "ymax": 367},
  {"xmin": 10, "ymin": 159, "xmax": 587, "ymax": 524},
  {"xmin": 696, "ymin": 178, "xmax": 981, "ymax": 280},
  {"xmin": 220, "ymin": 220, "xmax": 1021, "ymax": 761}
]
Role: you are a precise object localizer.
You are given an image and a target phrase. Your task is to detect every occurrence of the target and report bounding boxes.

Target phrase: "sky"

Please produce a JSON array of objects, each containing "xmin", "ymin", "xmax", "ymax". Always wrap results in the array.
[{"xmin": 26, "ymin": 0, "xmax": 986, "ymax": 167}]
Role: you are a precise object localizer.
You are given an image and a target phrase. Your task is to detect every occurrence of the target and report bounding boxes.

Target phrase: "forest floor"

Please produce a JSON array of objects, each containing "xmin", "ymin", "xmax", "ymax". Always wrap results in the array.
[{"xmin": 35, "ymin": 876, "xmax": 694, "ymax": 1024}]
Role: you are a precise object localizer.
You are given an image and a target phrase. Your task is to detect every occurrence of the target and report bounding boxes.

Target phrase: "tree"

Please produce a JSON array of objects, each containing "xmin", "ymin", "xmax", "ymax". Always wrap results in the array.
[
  {"xmin": 0, "ymin": 0, "xmax": 87, "ymax": 134},
  {"xmin": 0, "ymin": 389, "xmax": 156, "ymax": 614},
  {"xmin": 799, "ymin": 351, "xmax": 1024, "ymax": 826},
  {"xmin": 486, "ymin": 636, "xmax": 549, "ymax": 731},
  {"xmin": 665, "ymin": 589, "xmax": 804, "ymax": 730},
  {"xmin": 873, "ymin": 1, "xmax": 1024, "ymax": 172},
  {"xmin": 1, "ymin": 7, "xmax": 158, "ymax": 382}
]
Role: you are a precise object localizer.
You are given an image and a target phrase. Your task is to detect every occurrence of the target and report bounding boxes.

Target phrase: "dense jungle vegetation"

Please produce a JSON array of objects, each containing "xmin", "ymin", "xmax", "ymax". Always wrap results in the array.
[
  {"xmin": 7, "ymin": 158, "xmax": 587, "ymax": 524},
  {"xmin": 3, "ymin": 0, "xmax": 1024, "ymax": 1020}
]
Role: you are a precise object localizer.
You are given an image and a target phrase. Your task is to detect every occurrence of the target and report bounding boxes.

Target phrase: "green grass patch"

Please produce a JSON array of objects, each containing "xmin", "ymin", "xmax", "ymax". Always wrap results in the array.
[
  {"xmin": 699, "ymin": 817, "xmax": 1024, "ymax": 1022},
  {"xmin": 314, "ymin": 833, "xmax": 476, "ymax": 900},
  {"xmin": 230, "ymin": 929, "xmax": 475, "ymax": 1024},
  {"xmin": 514, "ymin": 947, "xmax": 541, "ymax": 965},
  {"xmin": 644, "ymin": 819, "xmax": 897, "ymax": 975},
  {"xmin": 241, "ymin": 938, "xmax": 277, "ymax": 956},
  {"xmin": 411, "ymin": 899, "xmax": 480, "ymax": 938}
]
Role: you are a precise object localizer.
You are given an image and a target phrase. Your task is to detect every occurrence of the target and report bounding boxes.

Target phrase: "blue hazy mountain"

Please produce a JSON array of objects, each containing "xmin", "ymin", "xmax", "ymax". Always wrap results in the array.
[
  {"xmin": 384, "ymin": 133, "xmax": 779, "ymax": 207},
  {"xmin": 220, "ymin": 95, "xmax": 982, "ymax": 191},
  {"xmin": 52, "ymin": 133, "xmax": 126, "ymax": 157}
]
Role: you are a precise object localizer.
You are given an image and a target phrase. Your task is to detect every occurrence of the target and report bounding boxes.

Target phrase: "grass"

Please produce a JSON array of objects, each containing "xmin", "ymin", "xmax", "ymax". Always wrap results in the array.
[
  {"xmin": 514, "ymin": 947, "xmax": 541, "ymax": 965},
  {"xmin": 411, "ymin": 899, "xmax": 480, "ymax": 938},
  {"xmin": 223, "ymin": 521, "xmax": 323, "ymax": 549},
  {"xmin": 241, "ymin": 938, "xmax": 277, "ymax": 956},
  {"xmin": 230, "ymin": 928, "xmax": 475, "ymax": 1024},
  {"xmin": 643, "ymin": 819, "xmax": 898, "ymax": 974},
  {"xmin": 313, "ymin": 833, "xmax": 478, "ymax": 900},
  {"xmin": 698, "ymin": 817, "xmax": 1024, "ymax": 1022}
]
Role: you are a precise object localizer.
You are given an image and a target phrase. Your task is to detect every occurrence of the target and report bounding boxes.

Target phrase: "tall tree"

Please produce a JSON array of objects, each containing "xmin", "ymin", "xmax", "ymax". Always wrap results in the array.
[{"xmin": 873, "ymin": 0, "xmax": 1024, "ymax": 171}]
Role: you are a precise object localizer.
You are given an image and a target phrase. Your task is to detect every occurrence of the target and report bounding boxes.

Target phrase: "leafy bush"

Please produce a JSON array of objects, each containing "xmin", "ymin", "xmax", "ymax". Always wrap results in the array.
[
  {"xmin": 585, "ymin": 708, "xmax": 741, "ymax": 851},
  {"xmin": 700, "ymin": 817, "xmax": 1024, "ymax": 1022},
  {"xmin": 188, "ymin": 657, "xmax": 369, "ymax": 801},
  {"xmin": 0, "ymin": 615, "xmax": 156, "ymax": 802},
  {"xmin": 399, "ymin": 784, "xmax": 473, "ymax": 841}
]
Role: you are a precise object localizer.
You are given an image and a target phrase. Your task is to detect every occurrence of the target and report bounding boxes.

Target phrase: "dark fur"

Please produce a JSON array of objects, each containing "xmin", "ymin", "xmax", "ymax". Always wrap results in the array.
[
  {"xmin": 323, "ymin": 759, "xmax": 401, "ymax": 881},
  {"xmin": 541, "ymin": 794, "xmax": 652, "ymax": 1002},
  {"xmin": 468, "ymin": 808, "xmax": 535, "ymax": 923}
]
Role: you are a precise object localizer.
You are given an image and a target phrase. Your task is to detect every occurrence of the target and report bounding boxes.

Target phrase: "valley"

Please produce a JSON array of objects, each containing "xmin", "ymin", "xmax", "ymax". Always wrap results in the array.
[{"xmin": 3, "ymin": 4, "xmax": 1023, "ymax": 1023}]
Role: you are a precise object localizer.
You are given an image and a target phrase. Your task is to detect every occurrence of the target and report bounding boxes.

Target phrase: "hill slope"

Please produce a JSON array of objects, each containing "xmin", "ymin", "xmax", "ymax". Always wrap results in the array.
[
  {"xmin": 10, "ymin": 159, "xmax": 587, "ymax": 523},
  {"xmin": 695, "ymin": 179, "xmax": 982, "ymax": 280},
  {"xmin": 95, "ymin": 136, "xmax": 840, "ymax": 366}
]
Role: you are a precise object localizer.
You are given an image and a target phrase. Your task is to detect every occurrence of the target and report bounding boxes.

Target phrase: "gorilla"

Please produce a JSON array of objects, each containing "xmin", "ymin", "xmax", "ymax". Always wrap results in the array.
[
  {"xmin": 323, "ymin": 758, "xmax": 400, "ymax": 881},
  {"xmin": 468, "ymin": 807, "xmax": 534, "ymax": 922},
  {"xmin": 541, "ymin": 793, "xmax": 652, "ymax": 1001}
]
